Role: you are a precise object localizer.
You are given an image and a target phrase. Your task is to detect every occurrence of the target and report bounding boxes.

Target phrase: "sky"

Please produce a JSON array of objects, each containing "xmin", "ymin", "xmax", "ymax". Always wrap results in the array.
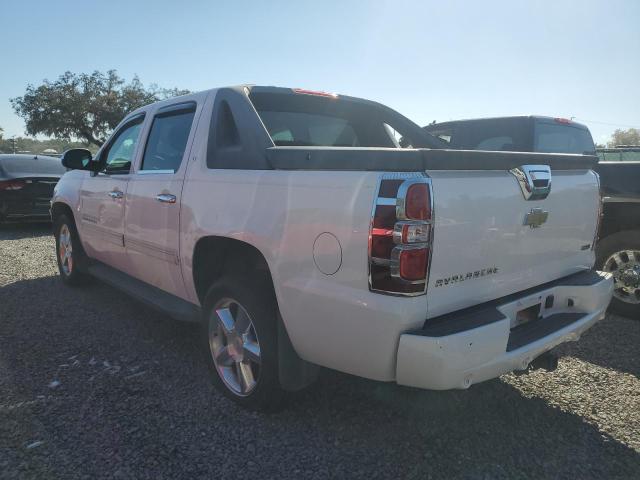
[{"xmin": 1, "ymin": 0, "xmax": 639, "ymax": 145}]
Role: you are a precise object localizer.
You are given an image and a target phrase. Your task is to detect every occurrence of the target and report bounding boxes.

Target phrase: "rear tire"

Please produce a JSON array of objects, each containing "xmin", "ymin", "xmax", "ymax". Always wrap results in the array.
[
  {"xmin": 54, "ymin": 214, "xmax": 90, "ymax": 286},
  {"xmin": 596, "ymin": 230, "xmax": 640, "ymax": 319},
  {"xmin": 202, "ymin": 275, "xmax": 285, "ymax": 411}
]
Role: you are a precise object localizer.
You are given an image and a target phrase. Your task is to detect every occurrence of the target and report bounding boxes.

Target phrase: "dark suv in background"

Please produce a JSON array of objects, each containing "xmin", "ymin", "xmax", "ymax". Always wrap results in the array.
[
  {"xmin": 424, "ymin": 116, "xmax": 595, "ymax": 154},
  {"xmin": 425, "ymin": 117, "xmax": 640, "ymax": 319}
]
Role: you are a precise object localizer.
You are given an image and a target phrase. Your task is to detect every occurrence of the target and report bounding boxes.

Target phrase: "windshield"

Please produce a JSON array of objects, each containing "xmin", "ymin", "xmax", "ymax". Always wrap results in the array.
[{"xmin": 249, "ymin": 90, "xmax": 444, "ymax": 149}]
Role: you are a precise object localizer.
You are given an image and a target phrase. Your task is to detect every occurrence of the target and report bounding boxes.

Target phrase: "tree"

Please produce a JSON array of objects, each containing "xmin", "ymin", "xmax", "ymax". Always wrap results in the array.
[
  {"xmin": 607, "ymin": 128, "xmax": 640, "ymax": 148},
  {"xmin": 11, "ymin": 70, "xmax": 189, "ymax": 147}
]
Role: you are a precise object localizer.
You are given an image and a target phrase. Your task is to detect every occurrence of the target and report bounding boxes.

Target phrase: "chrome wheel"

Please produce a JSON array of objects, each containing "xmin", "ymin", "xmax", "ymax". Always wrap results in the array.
[
  {"xmin": 603, "ymin": 249, "xmax": 640, "ymax": 304},
  {"xmin": 58, "ymin": 224, "xmax": 73, "ymax": 276},
  {"xmin": 209, "ymin": 298, "xmax": 261, "ymax": 396}
]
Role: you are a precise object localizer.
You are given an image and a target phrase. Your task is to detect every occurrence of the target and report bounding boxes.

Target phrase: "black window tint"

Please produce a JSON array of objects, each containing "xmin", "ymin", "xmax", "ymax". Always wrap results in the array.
[
  {"xmin": 249, "ymin": 91, "xmax": 440, "ymax": 149},
  {"xmin": 455, "ymin": 119, "xmax": 530, "ymax": 151},
  {"xmin": 142, "ymin": 108, "xmax": 195, "ymax": 172},
  {"xmin": 475, "ymin": 135, "xmax": 515, "ymax": 151},
  {"xmin": 258, "ymin": 111, "xmax": 360, "ymax": 147},
  {"xmin": 103, "ymin": 118, "xmax": 144, "ymax": 173},
  {"xmin": 423, "ymin": 126, "xmax": 454, "ymax": 144},
  {"xmin": 216, "ymin": 101, "xmax": 240, "ymax": 148},
  {"xmin": 534, "ymin": 123, "xmax": 595, "ymax": 155}
]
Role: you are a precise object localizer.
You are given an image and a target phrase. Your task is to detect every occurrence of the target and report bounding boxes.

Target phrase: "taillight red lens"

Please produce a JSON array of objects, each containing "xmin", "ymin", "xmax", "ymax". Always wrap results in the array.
[
  {"xmin": 399, "ymin": 247, "xmax": 428, "ymax": 281},
  {"xmin": 0, "ymin": 180, "xmax": 25, "ymax": 191},
  {"xmin": 405, "ymin": 183, "xmax": 430, "ymax": 220},
  {"xmin": 369, "ymin": 175, "xmax": 432, "ymax": 296}
]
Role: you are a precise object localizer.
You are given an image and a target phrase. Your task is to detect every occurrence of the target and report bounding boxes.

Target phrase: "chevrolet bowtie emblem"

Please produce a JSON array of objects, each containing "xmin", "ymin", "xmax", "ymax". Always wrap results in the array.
[{"xmin": 524, "ymin": 208, "xmax": 549, "ymax": 228}]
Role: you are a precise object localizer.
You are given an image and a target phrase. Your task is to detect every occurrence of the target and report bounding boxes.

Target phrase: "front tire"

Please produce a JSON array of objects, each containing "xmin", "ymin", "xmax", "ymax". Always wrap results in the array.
[
  {"xmin": 54, "ymin": 214, "xmax": 90, "ymax": 286},
  {"xmin": 596, "ymin": 230, "xmax": 640, "ymax": 319},
  {"xmin": 202, "ymin": 275, "xmax": 285, "ymax": 411}
]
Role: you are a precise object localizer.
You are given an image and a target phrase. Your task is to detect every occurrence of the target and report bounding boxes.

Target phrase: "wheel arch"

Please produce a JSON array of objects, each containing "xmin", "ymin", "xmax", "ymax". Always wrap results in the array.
[
  {"xmin": 192, "ymin": 235, "xmax": 276, "ymax": 304},
  {"xmin": 50, "ymin": 201, "xmax": 76, "ymax": 224},
  {"xmin": 192, "ymin": 235, "xmax": 319, "ymax": 390},
  {"xmin": 600, "ymin": 201, "xmax": 640, "ymax": 239}
]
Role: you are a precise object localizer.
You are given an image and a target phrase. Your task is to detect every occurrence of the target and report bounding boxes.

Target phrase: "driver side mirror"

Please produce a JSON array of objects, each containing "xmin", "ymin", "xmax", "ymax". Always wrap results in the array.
[{"xmin": 61, "ymin": 148, "xmax": 97, "ymax": 171}]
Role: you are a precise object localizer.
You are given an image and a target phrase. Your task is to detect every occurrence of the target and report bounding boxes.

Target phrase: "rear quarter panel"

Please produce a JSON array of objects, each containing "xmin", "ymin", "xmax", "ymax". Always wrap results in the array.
[{"xmin": 180, "ymin": 160, "xmax": 430, "ymax": 380}]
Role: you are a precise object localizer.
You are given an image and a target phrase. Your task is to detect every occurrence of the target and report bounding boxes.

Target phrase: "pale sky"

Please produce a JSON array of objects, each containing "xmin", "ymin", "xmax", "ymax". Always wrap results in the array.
[{"xmin": 1, "ymin": 0, "xmax": 639, "ymax": 145}]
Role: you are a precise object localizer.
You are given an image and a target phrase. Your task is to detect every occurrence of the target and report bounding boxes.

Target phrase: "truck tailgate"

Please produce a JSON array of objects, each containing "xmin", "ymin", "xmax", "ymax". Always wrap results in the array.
[{"xmin": 426, "ymin": 168, "xmax": 600, "ymax": 318}]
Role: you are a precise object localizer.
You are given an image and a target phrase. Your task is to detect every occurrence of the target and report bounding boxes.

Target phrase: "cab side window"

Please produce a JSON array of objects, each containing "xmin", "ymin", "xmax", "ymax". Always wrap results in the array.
[
  {"xmin": 141, "ymin": 103, "xmax": 196, "ymax": 172},
  {"xmin": 102, "ymin": 117, "xmax": 144, "ymax": 174}
]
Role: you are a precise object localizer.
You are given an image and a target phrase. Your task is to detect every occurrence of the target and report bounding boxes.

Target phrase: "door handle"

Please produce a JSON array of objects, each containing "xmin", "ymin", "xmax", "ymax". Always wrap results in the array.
[
  {"xmin": 156, "ymin": 193, "xmax": 177, "ymax": 204},
  {"xmin": 108, "ymin": 190, "xmax": 124, "ymax": 199}
]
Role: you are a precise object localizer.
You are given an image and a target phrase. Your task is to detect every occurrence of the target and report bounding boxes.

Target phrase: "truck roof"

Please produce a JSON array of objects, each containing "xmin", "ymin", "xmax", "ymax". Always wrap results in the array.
[
  {"xmin": 126, "ymin": 85, "xmax": 400, "ymax": 117},
  {"xmin": 424, "ymin": 116, "xmax": 590, "ymax": 131}
]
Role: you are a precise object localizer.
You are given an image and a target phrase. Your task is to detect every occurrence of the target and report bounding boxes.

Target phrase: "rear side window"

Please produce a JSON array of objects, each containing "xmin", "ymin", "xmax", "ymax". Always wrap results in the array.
[
  {"xmin": 141, "ymin": 103, "xmax": 196, "ymax": 172},
  {"xmin": 534, "ymin": 123, "xmax": 595, "ymax": 155}
]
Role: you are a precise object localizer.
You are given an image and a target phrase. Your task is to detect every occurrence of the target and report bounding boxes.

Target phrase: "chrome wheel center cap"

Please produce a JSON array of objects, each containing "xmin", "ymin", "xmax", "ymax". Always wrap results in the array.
[
  {"xmin": 226, "ymin": 334, "xmax": 244, "ymax": 360},
  {"xmin": 619, "ymin": 268, "xmax": 640, "ymax": 286}
]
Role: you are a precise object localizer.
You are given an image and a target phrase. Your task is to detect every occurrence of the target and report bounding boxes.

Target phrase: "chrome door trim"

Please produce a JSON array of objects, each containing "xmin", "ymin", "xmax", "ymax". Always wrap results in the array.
[{"xmin": 137, "ymin": 169, "xmax": 175, "ymax": 175}]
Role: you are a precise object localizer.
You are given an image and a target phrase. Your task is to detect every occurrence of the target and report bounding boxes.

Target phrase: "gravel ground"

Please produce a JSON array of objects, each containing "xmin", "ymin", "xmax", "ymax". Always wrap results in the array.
[{"xmin": 0, "ymin": 223, "xmax": 638, "ymax": 479}]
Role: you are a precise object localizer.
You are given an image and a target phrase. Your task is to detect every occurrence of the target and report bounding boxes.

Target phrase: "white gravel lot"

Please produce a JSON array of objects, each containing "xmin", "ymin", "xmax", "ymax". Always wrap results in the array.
[{"xmin": 0, "ymin": 223, "xmax": 638, "ymax": 479}]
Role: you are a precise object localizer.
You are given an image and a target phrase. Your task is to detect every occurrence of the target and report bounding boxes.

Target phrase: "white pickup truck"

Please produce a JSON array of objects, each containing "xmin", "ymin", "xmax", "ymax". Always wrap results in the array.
[{"xmin": 52, "ymin": 86, "xmax": 613, "ymax": 410}]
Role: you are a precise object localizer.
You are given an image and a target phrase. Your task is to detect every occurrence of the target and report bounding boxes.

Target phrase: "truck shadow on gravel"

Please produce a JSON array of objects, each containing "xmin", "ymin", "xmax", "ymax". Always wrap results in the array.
[
  {"xmin": 0, "ymin": 276, "xmax": 638, "ymax": 479},
  {"xmin": 554, "ymin": 313, "xmax": 639, "ymax": 378},
  {"xmin": 0, "ymin": 222, "xmax": 51, "ymax": 240}
]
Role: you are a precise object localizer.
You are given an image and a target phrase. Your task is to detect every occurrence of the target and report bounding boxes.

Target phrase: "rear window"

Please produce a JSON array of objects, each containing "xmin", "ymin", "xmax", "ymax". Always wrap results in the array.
[
  {"xmin": 0, "ymin": 155, "xmax": 66, "ymax": 177},
  {"xmin": 423, "ymin": 126, "xmax": 453, "ymax": 144},
  {"xmin": 249, "ymin": 90, "xmax": 439, "ymax": 149},
  {"xmin": 448, "ymin": 118, "xmax": 530, "ymax": 151},
  {"xmin": 534, "ymin": 122, "xmax": 595, "ymax": 155},
  {"xmin": 259, "ymin": 111, "xmax": 359, "ymax": 147}
]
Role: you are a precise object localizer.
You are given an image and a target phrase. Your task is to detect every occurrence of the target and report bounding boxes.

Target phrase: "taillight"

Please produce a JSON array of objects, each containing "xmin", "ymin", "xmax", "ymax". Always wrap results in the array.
[
  {"xmin": 554, "ymin": 117, "xmax": 572, "ymax": 124},
  {"xmin": 369, "ymin": 174, "xmax": 433, "ymax": 296},
  {"xmin": 0, "ymin": 179, "xmax": 25, "ymax": 191}
]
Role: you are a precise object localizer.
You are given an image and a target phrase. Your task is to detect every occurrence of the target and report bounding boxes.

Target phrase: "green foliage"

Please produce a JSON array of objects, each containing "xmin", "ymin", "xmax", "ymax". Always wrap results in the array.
[
  {"xmin": 11, "ymin": 70, "xmax": 189, "ymax": 147},
  {"xmin": 607, "ymin": 128, "xmax": 640, "ymax": 148},
  {"xmin": 0, "ymin": 136, "xmax": 94, "ymax": 155}
]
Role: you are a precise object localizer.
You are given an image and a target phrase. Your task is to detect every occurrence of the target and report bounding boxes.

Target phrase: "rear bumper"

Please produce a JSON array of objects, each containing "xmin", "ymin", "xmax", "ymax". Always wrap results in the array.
[
  {"xmin": 396, "ymin": 270, "xmax": 613, "ymax": 390},
  {"xmin": 0, "ymin": 198, "xmax": 52, "ymax": 221}
]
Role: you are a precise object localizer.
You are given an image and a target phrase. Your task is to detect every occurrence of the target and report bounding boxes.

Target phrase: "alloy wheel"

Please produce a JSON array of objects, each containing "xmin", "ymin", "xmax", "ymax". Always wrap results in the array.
[
  {"xmin": 603, "ymin": 249, "xmax": 640, "ymax": 304},
  {"xmin": 209, "ymin": 298, "xmax": 262, "ymax": 396},
  {"xmin": 58, "ymin": 224, "xmax": 73, "ymax": 276}
]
